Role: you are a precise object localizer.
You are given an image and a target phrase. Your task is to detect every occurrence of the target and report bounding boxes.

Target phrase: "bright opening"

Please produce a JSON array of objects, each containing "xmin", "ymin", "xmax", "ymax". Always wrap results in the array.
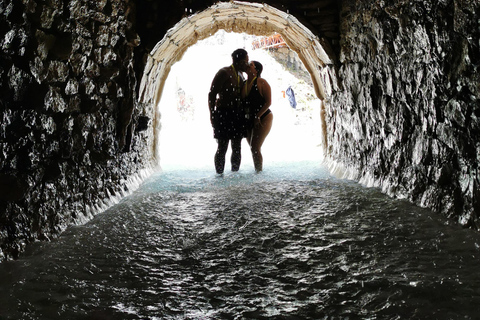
[{"xmin": 157, "ymin": 31, "xmax": 324, "ymax": 171}]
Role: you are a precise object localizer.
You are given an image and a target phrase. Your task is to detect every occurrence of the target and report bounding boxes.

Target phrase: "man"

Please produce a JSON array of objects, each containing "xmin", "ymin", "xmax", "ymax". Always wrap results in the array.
[{"xmin": 208, "ymin": 48, "xmax": 249, "ymax": 174}]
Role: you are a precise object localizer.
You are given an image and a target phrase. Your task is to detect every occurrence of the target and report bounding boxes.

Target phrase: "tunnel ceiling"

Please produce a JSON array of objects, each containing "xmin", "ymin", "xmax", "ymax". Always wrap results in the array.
[
  {"xmin": 134, "ymin": 0, "xmax": 340, "ymax": 57},
  {"xmin": 1, "ymin": 0, "xmax": 478, "ymax": 264}
]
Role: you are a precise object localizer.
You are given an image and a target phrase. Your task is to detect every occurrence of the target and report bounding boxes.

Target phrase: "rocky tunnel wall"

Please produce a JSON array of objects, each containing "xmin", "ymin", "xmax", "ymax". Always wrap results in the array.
[
  {"xmin": 0, "ymin": 0, "xmax": 342, "ymax": 262},
  {"xmin": 325, "ymin": 0, "xmax": 480, "ymax": 227},
  {"xmin": 0, "ymin": 0, "xmax": 479, "ymax": 262},
  {"xmin": 0, "ymin": 0, "xmax": 155, "ymax": 261}
]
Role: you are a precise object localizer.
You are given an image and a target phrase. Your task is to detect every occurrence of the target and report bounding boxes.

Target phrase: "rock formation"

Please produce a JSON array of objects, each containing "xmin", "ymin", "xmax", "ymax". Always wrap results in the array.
[
  {"xmin": 325, "ymin": 0, "xmax": 479, "ymax": 228},
  {"xmin": 0, "ymin": 0, "xmax": 478, "ymax": 261},
  {"xmin": 0, "ymin": 0, "xmax": 153, "ymax": 260}
]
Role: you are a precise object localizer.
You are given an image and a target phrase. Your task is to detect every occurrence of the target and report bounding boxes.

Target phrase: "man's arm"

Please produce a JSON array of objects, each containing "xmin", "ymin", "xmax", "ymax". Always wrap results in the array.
[{"xmin": 208, "ymin": 69, "xmax": 227, "ymax": 124}]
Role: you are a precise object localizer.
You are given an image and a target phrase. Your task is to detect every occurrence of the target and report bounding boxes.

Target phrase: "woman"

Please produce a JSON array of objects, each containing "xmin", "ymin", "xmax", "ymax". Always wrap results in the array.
[{"xmin": 242, "ymin": 60, "xmax": 272, "ymax": 172}]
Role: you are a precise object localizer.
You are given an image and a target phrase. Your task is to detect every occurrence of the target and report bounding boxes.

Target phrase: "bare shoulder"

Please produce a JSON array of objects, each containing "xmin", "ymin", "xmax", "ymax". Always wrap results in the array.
[
  {"xmin": 215, "ymin": 66, "xmax": 230, "ymax": 78},
  {"xmin": 212, "ymin": 66, "xmax": 231, "ymax": 86},
  {"xmin": 219, "ymin": 66, "xmax": 231, "ymax": 73},
  {"xmin": 258, "ymin": 77, "xmax": 271, "ymax": 89}
]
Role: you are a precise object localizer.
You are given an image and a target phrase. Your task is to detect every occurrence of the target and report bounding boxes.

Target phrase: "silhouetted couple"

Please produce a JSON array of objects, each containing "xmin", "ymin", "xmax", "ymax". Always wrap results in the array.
[{"xmin": 208, "ymin": 48, "xmax": 273, "ymax": 174}]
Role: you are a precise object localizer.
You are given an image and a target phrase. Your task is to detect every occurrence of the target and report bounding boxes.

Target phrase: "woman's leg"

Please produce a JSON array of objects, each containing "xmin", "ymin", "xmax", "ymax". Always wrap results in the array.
[
  {"xmin": 250, "ymin": 113, "xmax": 273, "ymax": 172},
  {"xmin": 214, "ymin": 139, "xmax": 229, "ymax": 174},
  {"xmin": 246, "ymin": 128, "xmax": 253, "ymax": 146}
]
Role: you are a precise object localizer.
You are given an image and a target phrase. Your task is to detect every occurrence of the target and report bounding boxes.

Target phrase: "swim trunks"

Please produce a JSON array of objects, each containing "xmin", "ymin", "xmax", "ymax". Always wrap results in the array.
[{"xmin": 212, "ymin": 107, "xmax": 246, "ymax": 140}]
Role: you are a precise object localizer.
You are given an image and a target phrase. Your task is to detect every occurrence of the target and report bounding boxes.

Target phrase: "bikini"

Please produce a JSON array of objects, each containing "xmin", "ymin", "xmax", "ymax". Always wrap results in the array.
[{"xmin": 245, "ymin": 78, "xmax": 271, "ymax": 123}]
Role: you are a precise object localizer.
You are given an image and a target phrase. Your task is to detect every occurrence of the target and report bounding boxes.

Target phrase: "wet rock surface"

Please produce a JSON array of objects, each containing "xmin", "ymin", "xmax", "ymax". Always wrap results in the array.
[
  {"xmin": 0, "ymin": 0, "xmax": 152, "ymax": 261},
  {"xmin": 0, "ymin": 0, "xmax": 342, "ymax": 262},
  {"xmin": 326, "ymin": 0, "xmax": 479, "ymax": 227},
  {"xmin": 0, "ymin": 0, "xmax": 479, "ymax": 262}
]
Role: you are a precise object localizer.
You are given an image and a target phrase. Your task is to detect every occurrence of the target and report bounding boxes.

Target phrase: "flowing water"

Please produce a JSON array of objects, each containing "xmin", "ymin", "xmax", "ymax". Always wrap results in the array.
[{"xmin": 1, "ymin": 161, "xmax": 480, "ymax": 320}]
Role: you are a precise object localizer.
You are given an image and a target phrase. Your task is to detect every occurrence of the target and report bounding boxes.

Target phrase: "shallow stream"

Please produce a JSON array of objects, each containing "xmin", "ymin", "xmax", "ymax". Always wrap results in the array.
[{"xmin": 1, "ymin": 161, "xmax": 479, "ymax": 319}]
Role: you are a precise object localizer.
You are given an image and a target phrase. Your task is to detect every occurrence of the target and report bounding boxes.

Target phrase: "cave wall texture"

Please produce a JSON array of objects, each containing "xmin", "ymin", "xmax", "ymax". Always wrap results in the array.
[
  {"xmin": 0, "ymin": 0, "xmax": 153, "ymax": 261},
  {"xmin": 0, "ymin": 0, "xmax": 478, "ymax": 261},
  {"xmin": 326, "ymin": 0, "xmax": 480, "ymax": 228}
]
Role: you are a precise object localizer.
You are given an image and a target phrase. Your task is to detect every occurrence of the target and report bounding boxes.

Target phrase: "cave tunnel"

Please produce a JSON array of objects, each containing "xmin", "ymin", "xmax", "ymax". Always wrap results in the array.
[
  {"xmin": 155, "ymin": 30, "xmax": 325, "ymax": 170},
  {"xmin": 0, "ymin": 0, "xmax": 478, "ymax": 262},
  {"xmin": 140, "ymin": 2, "xmax": 333, "ymax": 164}
]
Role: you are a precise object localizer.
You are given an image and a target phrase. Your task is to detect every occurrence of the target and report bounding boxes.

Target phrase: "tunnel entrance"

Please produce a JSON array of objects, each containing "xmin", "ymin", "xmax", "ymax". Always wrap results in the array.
[
  {"xmin": 157, "ymin": 30, "xmax": 324, "ymax": 170},
  {"xmin": 138, "ymin": 1, "xmax": 334, "ymax": 165}
]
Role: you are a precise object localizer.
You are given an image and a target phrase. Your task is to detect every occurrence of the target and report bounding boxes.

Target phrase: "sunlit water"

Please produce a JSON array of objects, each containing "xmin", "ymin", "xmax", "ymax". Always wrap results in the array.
[{"xmin": 1, "ymin": 161, "xmax": 480, "ymax": 320}]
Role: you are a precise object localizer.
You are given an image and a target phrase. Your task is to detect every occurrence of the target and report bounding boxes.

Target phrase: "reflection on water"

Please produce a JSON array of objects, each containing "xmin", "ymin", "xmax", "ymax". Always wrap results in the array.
[{"xmin": 1, "ymin": 161, "xmax": 480, "ymax": 319}]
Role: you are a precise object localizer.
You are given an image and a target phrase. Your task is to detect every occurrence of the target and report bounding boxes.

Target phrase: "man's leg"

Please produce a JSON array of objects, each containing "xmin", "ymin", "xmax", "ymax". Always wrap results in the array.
[
  {"xmin": 231, "ymin": 138, "xmax": 242, "ymax": 171},
  {"xmin": 214, "ymin": 139, "xmax": 229, "ymax": 174}
]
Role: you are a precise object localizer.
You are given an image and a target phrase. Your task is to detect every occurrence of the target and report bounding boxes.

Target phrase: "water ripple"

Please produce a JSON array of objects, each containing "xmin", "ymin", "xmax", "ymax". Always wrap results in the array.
[{"xmin": 1, "ymin": 162, "xmax": 480, "ymax": 319}]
